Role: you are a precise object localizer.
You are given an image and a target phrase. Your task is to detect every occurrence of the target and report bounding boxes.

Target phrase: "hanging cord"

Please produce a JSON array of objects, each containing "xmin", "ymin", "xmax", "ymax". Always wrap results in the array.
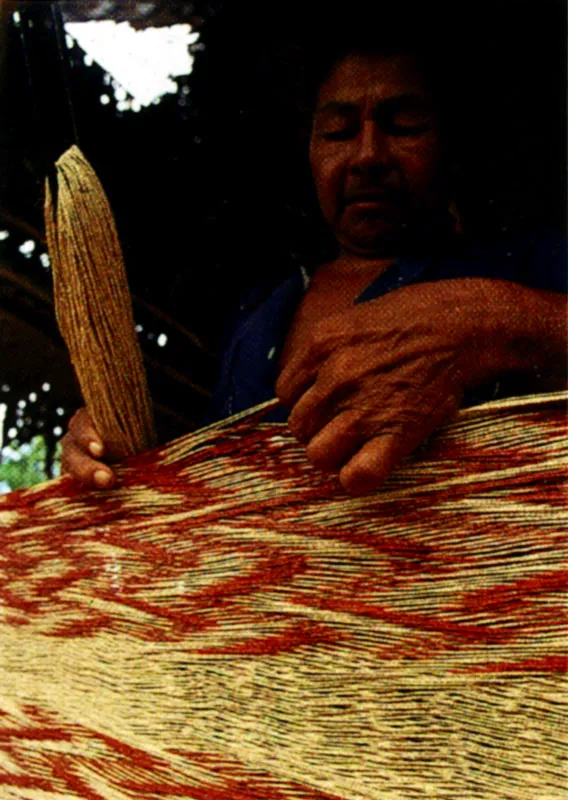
[
  {"xmin": 45, "ymin": 145, "xmax": 157, "ymax": 460},
  {"xmin": 49, "ymin": 1, "xmax": 81, "ymax": 150}
]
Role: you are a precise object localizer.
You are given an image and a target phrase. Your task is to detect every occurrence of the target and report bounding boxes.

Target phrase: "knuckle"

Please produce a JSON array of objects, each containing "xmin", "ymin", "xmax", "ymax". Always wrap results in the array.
[
  {"xmin": 311, "ymin": 322, "xmax": 338, "ymax": 358},
  {"xmin": 310, "ymin": 321, "xmax": 327, "ymax": 348},
  {"xmin": 71, "ymin": 407, "xmax": 94, "ymax": 438},
  {"xmin": 321, "ymin": 354, "xmax": 366, "ymax": 401},
  {"xmin": 59, "ymin": 441, "xmax": 91, "ymax": 481},
  {"xmin": 316, "ymin": 369, "xmax": 348, "ymax": 407}
]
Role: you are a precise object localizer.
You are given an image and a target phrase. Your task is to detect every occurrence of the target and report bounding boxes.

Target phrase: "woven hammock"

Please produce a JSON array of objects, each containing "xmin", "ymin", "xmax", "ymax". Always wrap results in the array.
[
  {"xmin": 0, "ymin": 392, "xmax": 567, "ymax": 798},
  {"xmin": 1, "ymin": 146, "xmax": 566, "ymax": 798}
]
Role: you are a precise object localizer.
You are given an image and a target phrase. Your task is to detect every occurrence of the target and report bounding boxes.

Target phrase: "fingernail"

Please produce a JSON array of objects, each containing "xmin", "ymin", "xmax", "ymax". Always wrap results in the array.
[
  {"xmin": 89, "ymin": 441, "xmax": 104, "ymax": 457},
  {"xmin": 94, "ymin": 470, "xmax": 113, "ymax": 488}
]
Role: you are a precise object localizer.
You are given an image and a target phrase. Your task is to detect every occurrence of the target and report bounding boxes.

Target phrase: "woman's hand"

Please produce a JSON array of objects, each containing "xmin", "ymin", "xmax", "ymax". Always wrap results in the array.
[
  {"xmin": 60, "ymin": 408, "xmax": 116, "ymax": 489},
  {"xmin": 276, "ymin": 279, "xmax": 567, "ymax": 495}
]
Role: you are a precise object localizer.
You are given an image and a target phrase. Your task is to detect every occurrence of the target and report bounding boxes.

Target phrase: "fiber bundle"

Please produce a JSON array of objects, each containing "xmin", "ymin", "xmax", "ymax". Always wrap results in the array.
[
  {"xmin": 44, "ymin": 145, "xmax": 156, "ymax": 459},
  {"xmin": 0, "ymin": 392, "xmax": 566, "ymax": 799}
]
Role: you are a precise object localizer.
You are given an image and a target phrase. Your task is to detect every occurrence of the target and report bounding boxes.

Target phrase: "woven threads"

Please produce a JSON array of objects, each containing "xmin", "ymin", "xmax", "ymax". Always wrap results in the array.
[
  {"xmin": 44, "ymin": 145, "xmax": 156, "ymax": 459},
  {"xmin": 0, "ymin": 393, "xmax": 566, "ymax": 798}
]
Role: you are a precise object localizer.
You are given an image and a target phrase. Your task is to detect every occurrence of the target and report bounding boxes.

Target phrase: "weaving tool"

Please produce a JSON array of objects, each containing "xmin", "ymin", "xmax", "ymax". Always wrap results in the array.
[{"xmin": 0, "ymin": 149, "xmax": 566, "ymax": 799}]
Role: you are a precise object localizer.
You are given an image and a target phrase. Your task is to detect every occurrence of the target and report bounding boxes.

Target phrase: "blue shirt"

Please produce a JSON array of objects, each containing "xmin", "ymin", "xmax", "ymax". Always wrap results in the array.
[{"xmin": 207, "ymin": 226, "xmax": 567, "ymax": 424}]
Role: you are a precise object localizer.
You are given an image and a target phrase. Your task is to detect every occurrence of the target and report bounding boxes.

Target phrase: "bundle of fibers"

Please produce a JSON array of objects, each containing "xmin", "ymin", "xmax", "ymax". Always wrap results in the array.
[
  {"xmin": 0, "ymin": 391, "xmax": 566, "ymax": 800},
  {"xmin": 44, "ymin": 145, "xmax": 156, "ymax": 459}
]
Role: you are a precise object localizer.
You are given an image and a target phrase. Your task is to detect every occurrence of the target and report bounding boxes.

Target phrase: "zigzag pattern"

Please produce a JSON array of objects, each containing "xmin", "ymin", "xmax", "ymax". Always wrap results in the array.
[{"xmin": 1, "ymin": 393, "xmax": 566, "ymax": 799}]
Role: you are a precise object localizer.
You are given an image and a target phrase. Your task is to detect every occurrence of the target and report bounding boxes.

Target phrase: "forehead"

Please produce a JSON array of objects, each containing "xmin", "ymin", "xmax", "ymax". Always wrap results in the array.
[{"xmin": 316, "ymin": 52, "xmax": 432, "ymax": 108}]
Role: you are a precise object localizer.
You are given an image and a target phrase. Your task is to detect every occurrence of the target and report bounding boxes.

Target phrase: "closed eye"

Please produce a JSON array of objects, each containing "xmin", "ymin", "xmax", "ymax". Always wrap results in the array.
[
  {"xmin": 378, "ymin": 101, "xmax": 435, "ymax": 137},
  {"xmin": 313, "ymin": 96, "xmax": 436, "ymax": 141},
  {"xmin": 319, "ymin": 120, "xmax": 431, "ymax": 141},
  {"xmin": 386, "ymin": 121, "xmax": 433, "ymax": 137},
  {"xmin": 320, "ymin": 127, "xmax": 357, "ymax": 141}
]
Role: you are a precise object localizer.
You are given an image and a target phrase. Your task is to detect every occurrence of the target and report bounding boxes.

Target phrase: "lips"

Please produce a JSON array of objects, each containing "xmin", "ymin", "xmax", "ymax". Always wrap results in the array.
[{"xmin": 344, "ymin": 189, "xmax": 401, "ymax": 207}]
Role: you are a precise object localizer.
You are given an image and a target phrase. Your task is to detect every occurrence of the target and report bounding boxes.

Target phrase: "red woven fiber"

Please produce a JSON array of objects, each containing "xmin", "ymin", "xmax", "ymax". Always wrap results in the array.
[{"xmin": 0, "ymin": 394, "xmax": 566, "ymax": 799}]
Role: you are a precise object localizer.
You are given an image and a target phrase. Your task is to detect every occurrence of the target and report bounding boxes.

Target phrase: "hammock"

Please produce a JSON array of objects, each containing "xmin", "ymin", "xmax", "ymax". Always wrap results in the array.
[
  {"xmin": 0, "ymin": 147, "xmax": 565, "ymax": 798},
  {"xmin": 0, "ymin": 393, "xmax": 566, "ymax": 799}
]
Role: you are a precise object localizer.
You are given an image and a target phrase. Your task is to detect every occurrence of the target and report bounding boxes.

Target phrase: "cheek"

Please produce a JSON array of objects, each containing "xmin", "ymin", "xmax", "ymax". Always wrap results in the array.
[
  {"xmin": 396, "ymin": 138, "xmax": 444, "ymax": 191},
  {"xmin": 310, "ymin": 146, "xmax": 345, "ymax": 218}
]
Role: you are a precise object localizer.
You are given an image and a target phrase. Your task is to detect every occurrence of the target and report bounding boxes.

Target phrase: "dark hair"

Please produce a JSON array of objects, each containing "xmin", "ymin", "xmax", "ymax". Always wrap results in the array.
[
  {"xmin": 290, "ymin": 8, "xmax": 468, "ymax": 169},
  {"xmin": 267, "ymin": 6, "xmax": 468, "ymax": 261},
  {"xmin": 299, "ymin": 10, "xmax": 454, "ymax": 100},
  {"xmin": 271, "ymin": 0, "xmax": 565, "ymax": 244}
]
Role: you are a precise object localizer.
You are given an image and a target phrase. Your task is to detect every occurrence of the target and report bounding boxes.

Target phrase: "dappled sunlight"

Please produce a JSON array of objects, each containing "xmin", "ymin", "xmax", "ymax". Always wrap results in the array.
[{"xmin": 64, "ymin": 20, "xmax": 199, "ymax": 110}]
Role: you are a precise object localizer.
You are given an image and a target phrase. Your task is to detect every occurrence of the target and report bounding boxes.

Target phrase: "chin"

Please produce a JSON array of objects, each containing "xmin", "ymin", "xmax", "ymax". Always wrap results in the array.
[{"xmin": 339, "ymin": 222, "xmax": 409, "ymax": 255}]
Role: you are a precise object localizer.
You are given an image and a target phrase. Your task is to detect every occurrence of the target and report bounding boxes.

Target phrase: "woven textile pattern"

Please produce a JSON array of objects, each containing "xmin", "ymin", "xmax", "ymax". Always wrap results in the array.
[{"xmin": 0, "ymin": 393, "xmax": 566, "ymax": 799}]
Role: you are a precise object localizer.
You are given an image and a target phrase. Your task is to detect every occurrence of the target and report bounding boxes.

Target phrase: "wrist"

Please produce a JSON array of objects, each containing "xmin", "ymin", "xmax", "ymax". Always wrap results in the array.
[{"xmin": 455, "ymin": 280, "xmax": 567, "ymax": 390}]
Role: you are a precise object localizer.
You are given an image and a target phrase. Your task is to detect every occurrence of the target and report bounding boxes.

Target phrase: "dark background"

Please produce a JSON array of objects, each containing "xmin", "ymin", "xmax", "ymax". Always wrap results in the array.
[{"xmin": 0, "ymin": 0, "xmax": 566, "ymax": 469}]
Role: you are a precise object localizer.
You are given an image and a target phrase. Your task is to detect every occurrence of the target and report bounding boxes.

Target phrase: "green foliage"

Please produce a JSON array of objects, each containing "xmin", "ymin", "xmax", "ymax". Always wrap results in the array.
[{"xmin": 0, "ymin": 436, "xmax": 61, "ymax": 492}]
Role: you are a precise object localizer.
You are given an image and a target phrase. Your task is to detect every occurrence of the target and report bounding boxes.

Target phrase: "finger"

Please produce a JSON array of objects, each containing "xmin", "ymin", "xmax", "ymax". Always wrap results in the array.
[
  {"xmin": 287, "ymin": 383, "xmax": 332, "ymax": 443},
  {"xmin": 288, "ymin": 356, "xmax": 359, "ymax": 443},
  {"xmin": 305, "ymin": 409, "xmax": 366, "ymax": 472},
  {"xmin": 276, "ymin": 353, "xmax": 320, "ymax": 409},
  {"xmin": 338, "ymin": 431, "xmax": 413, "ymax": 495},
  {"xmin": 60, "ymin": 433, "xmax": 116, "ymax": 489},
  {"xmin": 339, "ymin": 394, "xmax": 460, "ymax": 495},
  {"xmin": 68, "ymin": 408, "xmax": 105, "ymax": 458}
]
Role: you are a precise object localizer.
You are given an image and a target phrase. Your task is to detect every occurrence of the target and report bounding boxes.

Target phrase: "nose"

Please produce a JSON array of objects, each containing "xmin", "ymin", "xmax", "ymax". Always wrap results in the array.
[{"xmin": 349, "ymin": 121, "xmax": 392, "ymax": 176}]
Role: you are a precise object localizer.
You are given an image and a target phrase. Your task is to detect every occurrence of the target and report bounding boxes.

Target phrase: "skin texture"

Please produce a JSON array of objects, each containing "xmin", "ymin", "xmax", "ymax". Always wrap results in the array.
[
  {"xmin": 276, "ymin": 279, "xmax": 567, "ymax": 494},
  {"xmin": 60, "ymin": 409, "xmax": 115, "ymax": 488},
  {"xmin": 309, "ymin": 52, "xmax": 449, "ymax": 260},
  {"xmin": 62, "ymin": 51, "xmax": 567, "ymax": 493}
]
